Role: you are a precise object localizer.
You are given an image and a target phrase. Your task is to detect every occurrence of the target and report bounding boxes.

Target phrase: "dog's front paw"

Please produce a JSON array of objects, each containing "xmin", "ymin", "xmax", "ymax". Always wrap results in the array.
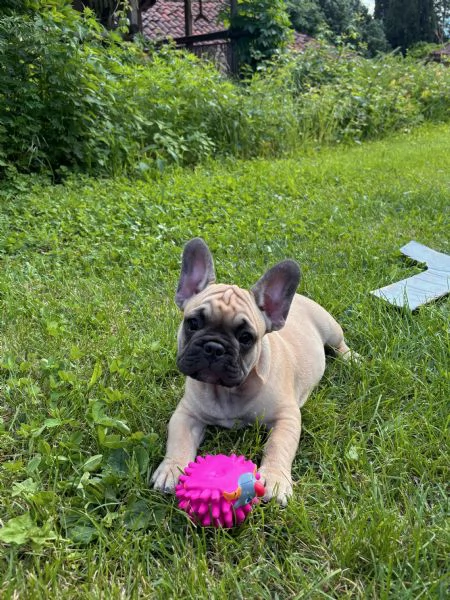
[
  {"xmin": 151, "ymin": 458, "xmax": 184, "ymax": 493},
  {"xmin": 258, "ymin": 465, "xmax": 293, "ymax": 506}
]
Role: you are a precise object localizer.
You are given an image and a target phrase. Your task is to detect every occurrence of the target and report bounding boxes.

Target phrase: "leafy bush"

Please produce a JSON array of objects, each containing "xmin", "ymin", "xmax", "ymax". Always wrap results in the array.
[
  {"xmin": 228, "ymin": 0, "xmax": 294, "ymax": 70},
  {"xmin": 406, "ymin": 41, "xmax": 444, "ymax": 59},
  {"xmin": 0, "ymin": 2, "xmax": 299, "ymax": 176},
  {"xmin": 0, "ymin": 1, "xmax": 449, "ymax": 178},
  {"xmin": 0, "ymin": 5, "xmax": 143, "ymax": 175},
  {"xmin": 283, "ymin": 43, "xmax": 450, "ymax": 143},
  {"xmin": 0, "ymin": 0, "xmax": 31, "ymax": 15}
]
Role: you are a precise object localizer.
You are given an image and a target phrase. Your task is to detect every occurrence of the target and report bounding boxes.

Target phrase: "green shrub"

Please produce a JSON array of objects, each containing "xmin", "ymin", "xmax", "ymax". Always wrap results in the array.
[
  {"xmin": 283, "ymin": 44, "xmax": 450, "ymax": 143},
  {"xmin": 228, "ymin": 0, "xmax": 294, "ymax": 70},
  {"xmin": 0, "ymin": 2, "xmax": 449, "ymax": 178},
  {"xmin": 0, "ymin": 5, "xmax": 143, "ymax": 175},
  {"xmin": 0, "ymin": 3, "xmax": 299, "ymax": 176}
]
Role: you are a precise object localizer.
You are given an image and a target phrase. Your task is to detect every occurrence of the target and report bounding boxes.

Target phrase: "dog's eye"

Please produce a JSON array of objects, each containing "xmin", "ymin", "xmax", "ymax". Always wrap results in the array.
[
  {"xmin": 186, "ymin": 317, "xmax": 201, "ymax": 332},
  {"xmin": 238, "ymin": 331, "xmax": 254, "ymax": 346}
]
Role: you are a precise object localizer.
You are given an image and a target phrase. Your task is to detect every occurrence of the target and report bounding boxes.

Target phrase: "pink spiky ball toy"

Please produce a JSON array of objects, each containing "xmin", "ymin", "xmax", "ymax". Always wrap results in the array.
[{"xmin": 175, "ymin": 454, "xmax": 265, "ymax": 528}]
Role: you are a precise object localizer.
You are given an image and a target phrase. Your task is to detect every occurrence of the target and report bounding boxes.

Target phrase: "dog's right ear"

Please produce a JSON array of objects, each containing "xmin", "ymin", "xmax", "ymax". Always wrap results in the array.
[
  {"xmin": 251, "ymin": 260, "xmax": 300, "ymax": 332},
  {"xmin": 175, "ymin": 238, "xmax": 216, "ymax": 309}
]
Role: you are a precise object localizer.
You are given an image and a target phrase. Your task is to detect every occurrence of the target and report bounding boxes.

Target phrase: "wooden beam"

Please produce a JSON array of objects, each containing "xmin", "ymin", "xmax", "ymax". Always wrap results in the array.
[
  {"xmin": 229, "ymin": 0, "xmax": 239, "ymax": 75},
  {"xmin": 129, "ymin": 0, "xmax": 142, "ymax": 34},
  {"xmin": 184, "ymin": 0, "xmax": 192, "ymax": 37},
  {"xmin": 159, "ymin": 29, "xmax": 233, "ymax": 46}
]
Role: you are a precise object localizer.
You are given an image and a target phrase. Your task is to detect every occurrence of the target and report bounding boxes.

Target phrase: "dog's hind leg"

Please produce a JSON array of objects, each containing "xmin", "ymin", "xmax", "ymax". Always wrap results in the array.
[
  {"xmin": 323, "ymin": 315, "xmax": 360, "ymax": 362},
  {"xmin": 328, "ymin": 337, "xmax": 361, "ymax": 363},
  {"xmin": 334, "ymin": 340, "xmax": 359, "ymax": 361}
]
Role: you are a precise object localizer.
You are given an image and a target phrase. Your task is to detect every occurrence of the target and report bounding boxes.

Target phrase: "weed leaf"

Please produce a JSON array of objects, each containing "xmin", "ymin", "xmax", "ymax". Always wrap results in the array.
[
  {"xmin": 0, "ymin": 513, "xmax": 56, "ymax": 547},
  {"xmin": 88, "ymin": 361, "xmax": 103, "ymax": 388},
  {"xmin": 82, "ymin": 454, "xmax": 103, "ymax": 472}
]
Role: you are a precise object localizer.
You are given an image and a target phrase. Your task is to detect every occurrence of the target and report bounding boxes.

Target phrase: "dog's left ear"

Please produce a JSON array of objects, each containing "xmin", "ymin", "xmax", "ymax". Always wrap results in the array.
[
  {"xmin": 251, "ymin": 260, "xmax": 301, "ymax": 332},
  {"xmin": 175, "ymin": 238, "xmax": 216, "ymax": 309}
]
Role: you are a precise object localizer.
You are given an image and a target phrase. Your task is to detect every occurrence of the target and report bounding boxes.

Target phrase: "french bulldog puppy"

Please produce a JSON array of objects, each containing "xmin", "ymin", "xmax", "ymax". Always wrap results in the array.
[{"xmin": 152, "ymin": 238, "xmax": 355, "ymax": 504}]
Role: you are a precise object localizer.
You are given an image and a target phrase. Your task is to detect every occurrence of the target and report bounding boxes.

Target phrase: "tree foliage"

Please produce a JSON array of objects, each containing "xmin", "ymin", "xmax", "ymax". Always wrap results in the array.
[
  {"xmin": 229, "ymin": 0, "xmax": 294, "ymax": 71},
  {"xmin": 387, "ymin": 0, "xmax": 435, "ymax": 50},
  {"xmin": 375, "ymin": 0, "xmax": 449, "ymax": 50},
  {"xmin": 288, "ymin": 0, "xmax": 389, "ymax": 56},
  {"xmin": 434, "ymin": 0, "xmax": 450, "ymax": 41},
  {"xmin": 0, "ymin": 0, "xmax": 37, "ymax": 14}
]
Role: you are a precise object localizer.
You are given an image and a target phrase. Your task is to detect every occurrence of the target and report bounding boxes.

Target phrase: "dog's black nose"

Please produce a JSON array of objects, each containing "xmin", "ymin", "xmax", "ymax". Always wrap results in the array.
[{"xmin": 203, "ymin": 341, "xmax": 225, "ymax": 358}]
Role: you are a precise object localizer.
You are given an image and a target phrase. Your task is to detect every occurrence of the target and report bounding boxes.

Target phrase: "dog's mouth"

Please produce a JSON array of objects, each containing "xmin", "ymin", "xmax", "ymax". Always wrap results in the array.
[
  {"xmin": 177, "ymin": 353, "xmax": 246, "ymax": 388},
  {"xmin": 187, "ymin": 369, "xmax": 245, "ymax": 388}
]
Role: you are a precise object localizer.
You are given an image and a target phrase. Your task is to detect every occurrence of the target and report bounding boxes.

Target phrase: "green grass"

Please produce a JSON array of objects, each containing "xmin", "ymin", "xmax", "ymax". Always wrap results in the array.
[{"xmin": 0, "ymin": 123, "xmax": 449, "ymax": 598}]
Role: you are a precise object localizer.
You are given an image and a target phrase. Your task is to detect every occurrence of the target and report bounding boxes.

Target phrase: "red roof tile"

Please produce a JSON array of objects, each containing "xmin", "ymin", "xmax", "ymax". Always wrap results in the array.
[
  {"xmin": 142, "ymin": 1, "xmax": 227, "ymax": 40},
  {"xmin": 292, "ymin": 31, "xmax": 314, "ymax": 52},
  {"xmin": 141, "ymin": 0, "xmax": 315, "ymax": 55}
]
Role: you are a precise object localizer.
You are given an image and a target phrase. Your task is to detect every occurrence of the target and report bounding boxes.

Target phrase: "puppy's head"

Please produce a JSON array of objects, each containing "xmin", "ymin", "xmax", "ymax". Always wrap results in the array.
[{"xmin": 175, "ymin": 238, "xmax": 300, "ymax": 388}]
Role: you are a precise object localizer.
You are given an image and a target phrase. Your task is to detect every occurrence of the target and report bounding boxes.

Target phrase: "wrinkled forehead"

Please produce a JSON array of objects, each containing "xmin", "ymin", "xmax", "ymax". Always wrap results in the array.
[{"xmin": 184, "ymin": 284, "xmax": 264, "ymax": 331}]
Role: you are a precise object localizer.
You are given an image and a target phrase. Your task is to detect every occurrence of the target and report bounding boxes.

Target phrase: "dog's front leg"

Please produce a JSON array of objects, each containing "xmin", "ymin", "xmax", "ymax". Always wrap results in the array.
[
  {"xmin": 259, "ymin": 409, "xmax": 301, "ymax": 506},
  {"xmin": 151, "ymin": 406, "xmax": 205, "ymax": 493}
]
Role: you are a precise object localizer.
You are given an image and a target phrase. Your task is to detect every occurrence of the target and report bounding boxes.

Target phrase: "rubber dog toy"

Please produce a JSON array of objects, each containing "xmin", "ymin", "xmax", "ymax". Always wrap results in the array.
[{"xmin": 175, "ymin": 454, "xmax": 265, "ymax": 528}]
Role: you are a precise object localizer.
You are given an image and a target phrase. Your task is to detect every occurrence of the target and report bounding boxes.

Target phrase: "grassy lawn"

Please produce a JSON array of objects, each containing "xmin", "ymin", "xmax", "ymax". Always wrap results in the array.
[{"xmin": 0, "ymin": 123, "xmax": 449, "ymax": 598}]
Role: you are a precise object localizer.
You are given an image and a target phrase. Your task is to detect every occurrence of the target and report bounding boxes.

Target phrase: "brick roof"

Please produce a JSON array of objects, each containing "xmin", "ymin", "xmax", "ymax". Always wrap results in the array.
[
  {"xmin": 142, "ymin": 1, "xmax": 228, "ymax": 40},
  {"xmin": 141, "ymin": 0, "xmax": 314, "ymax": 51},
  {"xmin": 292, "ymin": 32, "xmax": 313, "ymax": 52}
]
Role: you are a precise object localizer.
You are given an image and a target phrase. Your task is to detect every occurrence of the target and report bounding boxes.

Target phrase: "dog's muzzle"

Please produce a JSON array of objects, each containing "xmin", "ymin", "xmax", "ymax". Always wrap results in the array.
[
  {"xmin": 203, "ymin": 340, "xmax": 226, "ymax": 361},
  {"xmin": 177, "ymin": 338, "xmax": 244, "ymax": 387}
]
